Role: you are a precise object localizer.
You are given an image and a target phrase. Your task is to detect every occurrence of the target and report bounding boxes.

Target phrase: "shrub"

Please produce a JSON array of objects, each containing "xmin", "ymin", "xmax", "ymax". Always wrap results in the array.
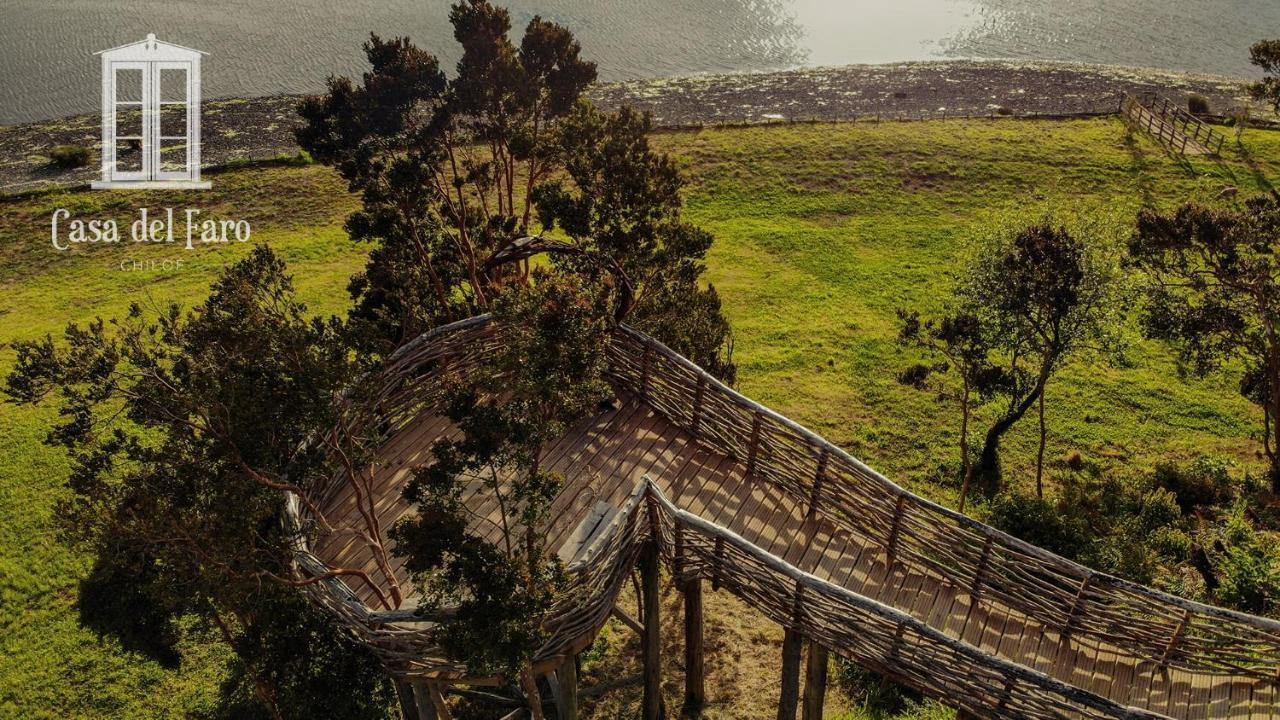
[
  {"xmin": 1214, "ymin": 508, "xmax": 1280, "ymax": 616},
  {"xmin": 984, "ymin": 491, "xmax": 1091, "ymax": 561},
  {"xmin": 1187, "ymin": 93, "xmax": 1211, "ymax": 114},
  {"xmin": 833, "ymin": 658, "xmax": 921, "ymax": 716},
  {"xmin": 1151, "ymin": 457, "xmax": 1236, "ymax": 514},
  {"xmin": 49, "ymin": 144, "xmax": 91, "ymax": 168}
]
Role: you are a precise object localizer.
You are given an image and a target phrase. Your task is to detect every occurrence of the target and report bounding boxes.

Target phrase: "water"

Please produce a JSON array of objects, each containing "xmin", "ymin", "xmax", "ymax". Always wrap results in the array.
[{"xmin": 0, "ymin": 0, "xmax": 1274, "ymax": 124}]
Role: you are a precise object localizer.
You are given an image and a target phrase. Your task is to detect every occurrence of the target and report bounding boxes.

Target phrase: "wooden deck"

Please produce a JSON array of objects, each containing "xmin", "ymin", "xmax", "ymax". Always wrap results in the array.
[{"xmin": 314, "ymin": 390, "xmax": 1276, "ymax": 719}]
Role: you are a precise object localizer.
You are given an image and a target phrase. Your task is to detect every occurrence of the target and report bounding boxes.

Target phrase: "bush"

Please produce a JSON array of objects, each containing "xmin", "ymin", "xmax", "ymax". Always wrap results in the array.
[
  {"xmin": 49, "ymin": 144, "xmax": 91, "ymax": 168},
  {"xmin": 984, "ymin": 491, "xmax": 1091, "ymax": 561},
  {"xmin": 833, "ymin": 658, "xmax": 921, "ymax": 716},
  {"xmin": 1151, "ymin": 457, "xmax": 1236, "ymax": 514},
  {"xmin": 1188, "ymin": 93, "xmax": 1211, "ymax": 115},
  {"xmin": 1214, "ymin": 508, "xmax": 1280, "ymax": 616}
]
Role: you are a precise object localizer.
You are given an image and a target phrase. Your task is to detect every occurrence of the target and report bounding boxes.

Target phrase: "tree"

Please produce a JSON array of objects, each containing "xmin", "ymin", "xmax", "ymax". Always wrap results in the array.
[
  {"xmin": 896, "ymin": 310, "xmax": 1007, "ymax": 511},
  {"xmin": 296, "ymin": 1, "xmax": 734, "ymax": 380},
  {"xmin": 390, "ymin": 272, "xmax": 612, "ymax": 716},
  {"xmin": 1249, "ymin": 40, "xmax": 1280, "ymax": 111},
  {"xmin": 3, "ymin": 246, "xmax": 396, "ymax": 718},
  {"xmin": 960, "ymin": 220, "xmax": 1124, "ymax": 495},
  {"xmin": 1129, "ymin": 194, "xmax": 1280, "ymax": 491}
]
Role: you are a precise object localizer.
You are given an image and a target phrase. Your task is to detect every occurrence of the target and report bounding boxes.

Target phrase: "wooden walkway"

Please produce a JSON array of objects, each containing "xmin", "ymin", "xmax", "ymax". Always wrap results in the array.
[
  {"xmin": 1121, "ymin": 93, "xmax": 1226, "ymax": 157},
  {"xmin": 301, "ymin": 318, "xmax": 1280, "ymax": 719}
]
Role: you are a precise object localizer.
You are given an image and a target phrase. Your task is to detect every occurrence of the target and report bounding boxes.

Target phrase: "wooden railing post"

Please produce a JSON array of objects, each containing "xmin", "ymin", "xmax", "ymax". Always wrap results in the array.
[
  {"xmin": 885, "ymin": 496, "xmax": 907, "ymax": 565},
  {"xmin": 970, "ymin": 535, "xmax": 993, "ymax": 599},
  {"xmin": 806, "ymin": 449, "xmax": 829, "ymax": 520},
  {"xmin": 690, "ymin": 375, "xmax": 706, "ymax": 434},
  {"xmin": 641, "ymin": 540, "xmax": 663, "ymax": 720},
  {"xmin": 1062, "ymin": 574, "xmax": 1093, "ymax": 637},
  {"xmin": 745, "ymin": 411, "xmax": 764, "ymax": 480},
  {"xmin": 711, "ymin": 537, "xmax": 725, "ymax": 591},
  {"xmin": 683, "ymin": 578, "xmax": 706, "ymax": 716},
  {"xmin": 801, "ymin": 642, "xmax": 828, "ymax": 720},
  {"xmin": 640, "ymin": 341, "xmax": 653, "ymax": 399},
  {"xmin": 1160, "ymin": 610, "xmax": 1193, "ymax": 667}
]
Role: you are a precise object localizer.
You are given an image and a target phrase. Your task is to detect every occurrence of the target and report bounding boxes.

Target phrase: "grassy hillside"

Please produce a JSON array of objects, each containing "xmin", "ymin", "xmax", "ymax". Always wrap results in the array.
[{"xmin": 1, "ymin": 117, "xmax": 1276, "ymax": 719}]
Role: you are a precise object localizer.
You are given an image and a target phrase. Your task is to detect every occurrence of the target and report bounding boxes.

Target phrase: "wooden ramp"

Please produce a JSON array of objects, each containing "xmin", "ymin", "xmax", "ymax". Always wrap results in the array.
[
  {"xmin": 298, "ymin": 318, "xmax": 1280, "ymax": 719},
  {"xmin": 1121, "ymin": 93, "xmax": 1226, "ymax": 156}
]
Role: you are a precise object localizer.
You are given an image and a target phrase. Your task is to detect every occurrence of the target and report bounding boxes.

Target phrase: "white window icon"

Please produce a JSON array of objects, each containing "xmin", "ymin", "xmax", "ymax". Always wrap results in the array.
[{"xmin": 92, "ymin": 34, "xmax": 210, "ymax": 189}]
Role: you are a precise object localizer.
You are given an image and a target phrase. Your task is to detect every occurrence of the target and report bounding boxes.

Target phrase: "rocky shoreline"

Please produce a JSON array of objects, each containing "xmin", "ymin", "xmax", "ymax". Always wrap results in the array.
[{"xmin": 0, "ymin": 60, "xmax": 1257, "ymax": 195}]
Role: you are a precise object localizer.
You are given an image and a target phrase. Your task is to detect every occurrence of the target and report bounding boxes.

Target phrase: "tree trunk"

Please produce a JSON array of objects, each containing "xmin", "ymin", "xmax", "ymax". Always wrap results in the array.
[
  {"xmin": 976, "ymin": 364, "xmax": 1052, "ymax": 495},
  {"xmin": 1036, "ymin": 386, "xmax": 1047, "ymax": 499},
  {"xmin": 958, "ymin": 384, "xmax": 973, "ymax": 513}
]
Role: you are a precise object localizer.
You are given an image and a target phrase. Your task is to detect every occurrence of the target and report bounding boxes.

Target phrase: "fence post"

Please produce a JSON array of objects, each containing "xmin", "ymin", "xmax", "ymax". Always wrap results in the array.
[
  {"xmin": 806, "ymin": 449, "xmax": 829, "ymax": 520},
  {"xmin": 801, "ymin": 642, "xmax": 829, "ymax": 720},
  {"xmin": 683, "ymin": 578, "xmax": 706, "ymax": 715},
  {"xmin": 745, "ymin": 411, "xmax": 764, "ymax": 480},
  {"xmin": 641, "ymin": 539, "xmax": 662, "ymax": 720}
]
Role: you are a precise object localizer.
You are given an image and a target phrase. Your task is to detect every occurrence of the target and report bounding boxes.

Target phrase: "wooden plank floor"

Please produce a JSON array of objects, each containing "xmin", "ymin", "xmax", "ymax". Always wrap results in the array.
[{"xmin": 313, "ymin": 393, "xmax": 1276, "ymax": 720}]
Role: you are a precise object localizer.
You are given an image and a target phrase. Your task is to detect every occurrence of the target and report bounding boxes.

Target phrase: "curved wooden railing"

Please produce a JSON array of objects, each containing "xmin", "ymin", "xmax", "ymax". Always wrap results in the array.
[{"xmin": 287, "ymin": 316, "xmax": 1280, "ymax": 704}]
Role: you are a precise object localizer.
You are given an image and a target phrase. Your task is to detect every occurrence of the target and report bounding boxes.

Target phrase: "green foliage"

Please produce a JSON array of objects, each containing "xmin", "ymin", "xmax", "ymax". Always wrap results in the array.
[
  {"xmin": 49, "ymin": 144, "xmax": 91, "ymax": 168},
  {"xmin": 1151, "ymin": 456, "xmax": 1237, "ymax": 514},
  {"xmin": 3, "ymin": 245, "xmax": 391, "ymax": 718},
  {"xmin": 1212, "ymin": 506, "xmax": 1280, "ymax": 615},
  {"xmin": 832, "ymin": 658, "xmax": 922, "ymax": 717},
  {"xmin": 1249, "ymin": 40, "xmax": 1280, "ymax": 111},
  {"xmin": 391, "ymin": 272, "xmax": 612, "ymax": 677},
  {"xmin": 1187, "ymin": 93, "xmax": 1211, "ymax": 115},
  {"xmin": 296, "ymin": 1, "xmax": 734, "ymax": 381},
  {"xmin": 1130, "ymin": 194, "xmax": 1280, "ymax": 490}
]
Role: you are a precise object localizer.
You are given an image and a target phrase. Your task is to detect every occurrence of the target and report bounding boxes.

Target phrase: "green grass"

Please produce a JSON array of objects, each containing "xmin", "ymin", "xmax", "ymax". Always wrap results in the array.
[{"xmin": 1, "ymin": 117, "xmax": 1276, "ymax": 718}]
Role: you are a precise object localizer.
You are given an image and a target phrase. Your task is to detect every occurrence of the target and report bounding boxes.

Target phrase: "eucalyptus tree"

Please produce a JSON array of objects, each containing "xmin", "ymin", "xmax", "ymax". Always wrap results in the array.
[{"xmin": 1249, "ymin": 40, "xmax": 1280, "ymax": 111}]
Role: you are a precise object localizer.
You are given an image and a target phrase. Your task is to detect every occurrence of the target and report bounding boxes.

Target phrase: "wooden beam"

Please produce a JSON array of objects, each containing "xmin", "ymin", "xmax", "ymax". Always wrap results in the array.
[
  {"xmin": 558, "ymin": 658, "xmax": 579, "ymax": 720},
  {"xmin": 395, "ymin": 680, "xmax": 428, "ymax": 720},
  {"xmin": 801, "ymin": 642, "xmax": 828, "ymax": 720},
  {"xmin": 777, "ymin": 627, "xmax": 803, "ymax": 720},
  {"xmin": 426, "ymin": 683, "xmax": 453, "ymax": 720},
  {"xmin": 642, "ymin": 542, "xmax": 663, "ymax": 720},
  {"xmin": 683, "ymin": 579, "xmax": 706, "ymax": 716},
  {"xmin": 406, "ymin": 681, "xmax": 439, "ymax": 720}
]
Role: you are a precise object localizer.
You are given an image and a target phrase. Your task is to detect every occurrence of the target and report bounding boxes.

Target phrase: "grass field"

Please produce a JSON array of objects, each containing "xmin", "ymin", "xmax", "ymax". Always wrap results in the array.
[{"xmin": 1, "ymin": 116, "xmax": 1277, "ymax": 719}]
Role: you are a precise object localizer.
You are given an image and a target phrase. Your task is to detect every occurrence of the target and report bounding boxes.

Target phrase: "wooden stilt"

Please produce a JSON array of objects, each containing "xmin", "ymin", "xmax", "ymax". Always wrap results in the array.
[
  {"xmin": 642, "ymin": 542, "xmax": 663, "ymax": 720},
  {"xmin": 395, "ymin": 680, "xmax": 424, "ymax": 720},
  {"xmin": 682, "ymin": 578, "xmax": 705, "ymax": 716},
  {"xmin": 522, "ymin": 671, "xmax": 547, "ymax": 720},
  {"xmin": 557, "ymin": 658, "xmax": 579, "ymax": 720},
  {"xmin": 801, "ymin": 642, "xmax": 828, "ymax": 720},
  {"xmin": 407, "ymin": 681, "xmax": 439, "ymax": 720},
  {"xmin": 777, "ymin": 628, "xmax": 803, "ymax": 720},
  {"xmin": 426, "ymin": 683, "xmax": 453, "ymax": 720}
]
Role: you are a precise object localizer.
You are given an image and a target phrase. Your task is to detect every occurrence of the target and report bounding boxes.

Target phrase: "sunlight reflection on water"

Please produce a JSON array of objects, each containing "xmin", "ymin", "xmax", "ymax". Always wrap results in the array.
[{"xmin": 0, "ymin": 0, "xmax": 1273, "ymax": 123}]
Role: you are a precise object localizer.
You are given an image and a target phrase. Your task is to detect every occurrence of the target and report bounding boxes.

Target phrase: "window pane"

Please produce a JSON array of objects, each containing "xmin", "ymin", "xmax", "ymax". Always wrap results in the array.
[
  {"xmin": 115, "ymin": 106, "xmax": 143, "ymax": 138},
  {"xmin": 160, "ymin": 140, "xmax": 188, "ymax": 173},
  {"xmin": 159, "ymin": 68, "xmax": 187, "ymax": 103},
  {"xmin": 115, "ymin": 68, "xmax": 142, "ymax": 102},
  {"xmin": 160, "ymin": 105, "xmax": 187, "ymax": 138},
  {"xmin": 115, "ymin": 140, "xmax": 143, "ymax": 173}
]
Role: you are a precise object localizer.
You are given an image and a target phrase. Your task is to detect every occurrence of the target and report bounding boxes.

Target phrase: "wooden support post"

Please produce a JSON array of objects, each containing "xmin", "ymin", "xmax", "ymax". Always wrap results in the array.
[
  {"xmin": 683, "ymin": 579, "xmax": 705, "ymax": 716},
  {"xmin": 1160, "ymin": 610, "xmax": 1193, "ymax": 666},
  {"xmin": 426, "ymin": 683, "xmax": 453, "ymax": 720},
  {"xmin": 641, "ymin": 342, "xmax": 653, "ymax": 399},
  {"xmin": 969, "ymin": 536, "xmax": 993, "ymax": 598},
  {"xmin": 1062, "ymin": 574, "xmax": 1093, "ymax": 637},
  {"xmin": 406, "ymin": 681, "xmax": 440, "ymax": 720},
  {"xmin": 801, "ymin": 642, "xmax": 828, "ymax": 720},
  {"xmin": 558, "ymin": 658, "xmax": 579, "ymax": 720},
  {"xmin": 711, "ymin": 537, "xmax": 725, "ymax": 591},
  {"xmin": 777, "ymin": 627, "xmax": 803, "ymax": 720},
  {"xmin": 642, "ymin": 542, "xmax": 663, "ymax": 720},
  {"xmin": 395, "ymin": 680, "xmax": 429, "ymax": 720}
]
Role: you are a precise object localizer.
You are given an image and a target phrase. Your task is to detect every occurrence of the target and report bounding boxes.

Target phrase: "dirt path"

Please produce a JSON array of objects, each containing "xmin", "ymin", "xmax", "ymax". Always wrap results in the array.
[{"xmin": 0, "ymin": 60, "xmax": 1255, "ymax": 195}]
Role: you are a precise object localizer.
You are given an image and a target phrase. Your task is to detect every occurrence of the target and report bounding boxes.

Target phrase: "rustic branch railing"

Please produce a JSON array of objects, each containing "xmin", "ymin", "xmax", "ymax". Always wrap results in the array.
[
  {"xmin": 1120, "ymin": 93, "xmax": 1225, "ymax": 156},
  {"xmin": 286, "ymin": 315, "xmax": 1280, "ymax": 699}
]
